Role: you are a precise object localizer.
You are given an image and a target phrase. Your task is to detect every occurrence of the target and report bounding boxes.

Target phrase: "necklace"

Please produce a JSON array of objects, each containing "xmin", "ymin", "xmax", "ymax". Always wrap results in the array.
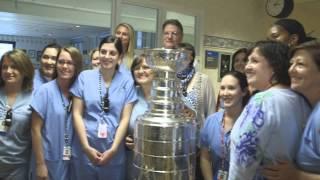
[{"xmin": 220, "ymin": 113, "xmax": 231, "ymax": 170}]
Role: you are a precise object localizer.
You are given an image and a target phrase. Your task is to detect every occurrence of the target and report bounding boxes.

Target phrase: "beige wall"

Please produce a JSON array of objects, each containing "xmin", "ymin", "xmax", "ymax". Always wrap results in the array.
[
  {"xmin": 125, "ymin": 0, "xmax": 270, "ymax": 97},
  {"xmin": 125, "ymin": 0, "xmax": 320, "ymax": 97},
  {"xmin": 126, "ymin": 0, "xmax": 269, "ymax": 41},
  {"xmin": 286, "ymin": 1, "xmax": 320, "ymax": 39}
]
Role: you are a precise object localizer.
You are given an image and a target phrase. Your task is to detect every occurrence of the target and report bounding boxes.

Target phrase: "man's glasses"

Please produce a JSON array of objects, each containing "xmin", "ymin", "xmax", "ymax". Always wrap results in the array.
[
  {"xmin": 4, "ymin": 109, "xmax": 12, "ymax": 128},
  {"xmin": 163, "ymin": 31, "xmax": 180, "ymax": 38},
  {"xmin": 103, "ymin": 89, "xmax": 110, "ymax": 113}
]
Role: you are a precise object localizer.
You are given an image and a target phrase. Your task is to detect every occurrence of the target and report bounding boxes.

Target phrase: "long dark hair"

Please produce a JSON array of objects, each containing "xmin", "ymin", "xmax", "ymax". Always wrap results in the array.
[
  {"xmin": 215, "ymin": 71, "xmax": 250, "ymax": 111},
  {"xmin": 99, "ymin": 35, "xmax": 123, "ymax": 55}
]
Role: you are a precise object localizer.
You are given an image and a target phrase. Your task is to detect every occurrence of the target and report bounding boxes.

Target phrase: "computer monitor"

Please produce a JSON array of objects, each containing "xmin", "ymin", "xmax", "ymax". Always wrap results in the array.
[{"xmin": 0, "ymin": 40, "xmax": 16, "ymax": 59}]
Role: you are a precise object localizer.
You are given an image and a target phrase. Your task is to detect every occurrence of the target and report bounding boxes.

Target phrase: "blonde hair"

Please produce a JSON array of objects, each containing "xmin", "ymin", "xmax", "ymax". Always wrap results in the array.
[{"xmin": 114, "ymin": 23, "xmax": 135, "ymax": 68}]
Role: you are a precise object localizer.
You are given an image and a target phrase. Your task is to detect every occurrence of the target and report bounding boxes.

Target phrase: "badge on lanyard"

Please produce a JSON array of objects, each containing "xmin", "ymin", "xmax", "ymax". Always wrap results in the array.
[
  {"xmin": 97, "ymin": 122, "xmax": 108, "ymax": 138},
  {"xmin": 0, "ymin": 108, "xmax": 12, "ymax": 133},
  {"xmin": 0, "ymin": 120, "xmax": 7, "ymax": 133},
  {"xmin": 217, "ymin": 170, "xmax": 228, "ymax": 180},
  {"xmin": 63, "ymin": 146, "xmax": 71, "ymax": 160}
]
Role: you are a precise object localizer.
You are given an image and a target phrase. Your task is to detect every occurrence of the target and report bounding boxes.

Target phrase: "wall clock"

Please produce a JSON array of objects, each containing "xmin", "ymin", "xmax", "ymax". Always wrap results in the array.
[{"xmin": 265, "ymin": 0, "xmax": 294, "ymax": 18}]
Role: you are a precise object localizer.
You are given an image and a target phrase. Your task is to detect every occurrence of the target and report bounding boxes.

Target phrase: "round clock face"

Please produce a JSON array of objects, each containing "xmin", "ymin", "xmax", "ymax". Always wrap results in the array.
[{"xmin": 266, "ymin": 0, "xmax": 285, "ymax": 17}]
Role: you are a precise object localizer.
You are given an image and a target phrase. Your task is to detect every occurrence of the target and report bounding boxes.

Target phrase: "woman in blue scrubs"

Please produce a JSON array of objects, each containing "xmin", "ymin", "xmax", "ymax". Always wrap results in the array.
[
  {"xmin": 124, "ymin": 54, "xmax": 153, "ymax": 179},
  {"xmin": 0, "ymin": 49, "xmax": 34, "ymax": 180},
  {"xmin": 31, "ymin": 46, "xmax": 83, "ymax": 180},
  {"xmin": 200, "ymin": 71, "xmax": 249, "ymax": 180},
  {"xmin": 33, "ymin": 43, "xmax": 61, "ymax": 90},
  {"xmin": 228, "ymin": 41, "xmax": 311, "ymax": 180},
  {"xmin": 263, "ymin": 41, "xmax": 320, "ymax": 179},
  {"xmin": 71, "ymin": 35, "xmax": 137, "ymax": 180}
]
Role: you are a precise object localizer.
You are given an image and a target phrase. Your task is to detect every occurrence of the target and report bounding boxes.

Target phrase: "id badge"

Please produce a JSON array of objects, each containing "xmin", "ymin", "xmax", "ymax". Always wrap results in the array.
[
  {"xmin": 63, "ymin": 146, "xmax": 71, "ymax": 160},
  {"xmin": 0, "ymin": 120, "xmax": 7, "ymax": 133},
  {"xmin": 217, "ymin": 170, "xmax": 228, "ymax": 180},
  {"xmin": 97, "ymin": 123, "xmax": 108, "ymax": 138}
]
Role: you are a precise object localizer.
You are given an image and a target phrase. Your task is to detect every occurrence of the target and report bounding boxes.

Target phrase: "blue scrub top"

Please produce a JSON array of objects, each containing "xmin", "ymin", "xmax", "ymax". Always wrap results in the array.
[
  {"xmin": 128, "ymin": 87, "xmax": 149, "ymax": 135},
  {"xmin": 33, "ymin": 69, "xmax": 50, "ymax": 91},
  {"xmin": 200, "ymin": 111, "xmax": 230, "ymax": 180},
  {"xmin": 31, "ymin": 80, "xmax": 73, "ymax": 161},
  {"xmin": 70, "ymin": 69, "xmax": 137, "ymax": 165},
  {"xmin": 126, "ymin": 87, "xmax": 148, "ymax": 179},
  {"xmin": 228, "ymin": 88, "xmax": 311, "ymax": 180},
  {"xmin": 297, "ymin": 101, "xmax": 320, "ymax": 174},
  {"xmin": 0, "ymin": 89, "xmax": 32, "ymax": 175}
]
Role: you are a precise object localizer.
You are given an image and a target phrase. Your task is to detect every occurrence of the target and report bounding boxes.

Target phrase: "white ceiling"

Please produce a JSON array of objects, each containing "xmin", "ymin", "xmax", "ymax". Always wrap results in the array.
[{"xmin": 0, "ymin": 12, "xmax": 109, "ymax": 39}]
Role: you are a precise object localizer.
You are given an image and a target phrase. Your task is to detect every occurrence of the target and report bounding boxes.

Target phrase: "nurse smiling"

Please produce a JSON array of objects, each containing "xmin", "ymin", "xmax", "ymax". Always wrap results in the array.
[
  {"xmin": 31, "ymin": 46, "xmax": 83, "ymax": 180},
  {"xmin": 71, "ymin": 35, "xmax": 137, "ymax": 180},
  {"xmin": 263, "ymin": 41, "xmax": 320, "ymax": 180}
]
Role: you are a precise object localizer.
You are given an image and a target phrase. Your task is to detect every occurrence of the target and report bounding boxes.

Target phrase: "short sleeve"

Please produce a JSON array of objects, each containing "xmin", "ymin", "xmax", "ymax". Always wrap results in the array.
[
  {"xmin": 200, "ymin": 112, "xmax": 222, "ymax": 149},
  {"xmin": 313, "ymin": 110, "xmax": 320, "ymax": 154},
  {"xmin": 31, "ymin": 85, "xmax": 48, "ymax": 121},
  {"xmin": 200, "ymin": 118, "xmax": 210, "ymax": 148},
  {"xmin": 124, "ymin": 79, "xmax": 137, "ymax": 105},
  {"xmin": 228, "ymin": 97, "xmax": 276, "ymax": 180},
  {"xmin": 70, "ymin": 71, "xmax": 85, "ymax": 99}
]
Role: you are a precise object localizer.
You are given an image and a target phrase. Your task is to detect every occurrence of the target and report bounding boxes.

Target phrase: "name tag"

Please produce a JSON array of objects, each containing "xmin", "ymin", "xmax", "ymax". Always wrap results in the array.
[
  {"xmin": 97, "ymin": 123, "xmax": 108, "ymax": 138},
  {"xmin": 63, "ymin": 146, "xmax": 71, "ymax": 160},
  {"xmin": 0, "ymin": 120, "xmax": 8, "ymax": 133},
  {"xmin": 217, "ymin": 170, "xmax": 228, "ymax": 180}
]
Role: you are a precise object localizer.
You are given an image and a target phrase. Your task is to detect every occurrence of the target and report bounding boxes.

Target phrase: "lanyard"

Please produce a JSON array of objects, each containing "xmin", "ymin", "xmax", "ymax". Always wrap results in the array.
[
  {"xmin": 220, "ymin": 113, "xmax": 230, "ymax": 170},
  {"xmin": 99, "ymin": 71, "xmax": 115, "ymax": 114},
  {"xmin": 57, "ymin": 81, "xmax": 72, "ymax": 146}
]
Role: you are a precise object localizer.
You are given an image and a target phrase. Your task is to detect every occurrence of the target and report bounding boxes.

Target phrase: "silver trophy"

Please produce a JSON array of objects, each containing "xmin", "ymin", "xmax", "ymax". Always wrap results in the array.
[{"xmin": 133, "ymin": 48, "xmax": 197, "ymax": 180}]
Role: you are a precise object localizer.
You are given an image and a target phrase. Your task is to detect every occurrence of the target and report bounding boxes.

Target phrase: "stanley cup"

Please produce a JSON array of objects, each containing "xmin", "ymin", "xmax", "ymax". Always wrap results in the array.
[{"xmin": 133, "ymin": 48, "xmax": 197, "ymax": 180}]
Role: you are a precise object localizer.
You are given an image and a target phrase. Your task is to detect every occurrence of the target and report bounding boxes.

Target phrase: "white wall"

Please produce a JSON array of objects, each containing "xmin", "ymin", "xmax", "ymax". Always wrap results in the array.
[{"xmin": 0, "ymin": 34, "xmax": 55, "ymax": 66}]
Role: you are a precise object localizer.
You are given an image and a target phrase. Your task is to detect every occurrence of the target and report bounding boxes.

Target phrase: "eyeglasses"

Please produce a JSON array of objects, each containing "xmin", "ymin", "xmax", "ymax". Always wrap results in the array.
[
  {"xmin": 163, "ymin": 31, "xmax": 180, "ymax": 38},
  {"xmin": 42, "ymin": 55, "xmax": 57, "ymax": 61},
  {"xmin": 4, "ymin": 109, "xmax": 12, "ymax": 128},
  {"xmin": 103, "ymin": 89, "xmax": 110, "ymax": 113},
  {"xmin": 57, "ymin": 60, "xmax": 74, "ymax": 66}
]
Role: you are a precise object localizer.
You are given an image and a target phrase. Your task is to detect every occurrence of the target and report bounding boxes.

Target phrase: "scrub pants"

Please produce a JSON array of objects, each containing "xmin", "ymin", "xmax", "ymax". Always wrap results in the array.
[
  {"xmin": 72, "ymin": 158, "xmax": 125, "ymax": 180},
  {"xmin": 0, "ymin": 164, "xmax": 28, "ymax": 180},
  {"xmin": 30, "ymin": 160, "xmax": 71, "ymax": 180}
]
